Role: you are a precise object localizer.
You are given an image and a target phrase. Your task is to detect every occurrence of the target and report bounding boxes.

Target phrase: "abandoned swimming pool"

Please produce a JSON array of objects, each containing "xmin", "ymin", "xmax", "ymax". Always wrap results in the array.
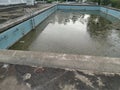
[
  {"xmin": 9, "ymin": 9, "xmax": 120, "ymax": 58},
  {"xmin": 0, "ymin": 5, "xmax": 120, "ymax": 90},
  {"xmin": 0, "ymin": 4, "xmax": 120, "ymax": 58}
]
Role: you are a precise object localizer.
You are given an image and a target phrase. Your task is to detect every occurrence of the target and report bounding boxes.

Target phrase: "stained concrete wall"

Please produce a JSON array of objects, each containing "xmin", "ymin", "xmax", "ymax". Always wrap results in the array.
[{"xmin": 100, "ymin": 7, "xmax": 120, "ymax": 19}]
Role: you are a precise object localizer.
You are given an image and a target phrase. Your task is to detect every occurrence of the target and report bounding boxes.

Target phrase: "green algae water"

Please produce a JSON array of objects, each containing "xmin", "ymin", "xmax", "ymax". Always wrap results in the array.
[{"xmin": 10, "ymin": 10, "xmax": 120, "ymax": 57}]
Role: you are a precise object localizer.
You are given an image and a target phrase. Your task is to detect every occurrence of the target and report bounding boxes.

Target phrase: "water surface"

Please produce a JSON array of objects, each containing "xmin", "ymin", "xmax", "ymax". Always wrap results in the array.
[{"xmin": 10, "ymin": 10, "xmax": 120, "ymax": 57}]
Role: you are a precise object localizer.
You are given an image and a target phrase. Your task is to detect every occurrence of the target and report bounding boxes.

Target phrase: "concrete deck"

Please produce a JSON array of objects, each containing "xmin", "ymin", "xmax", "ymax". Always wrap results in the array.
[
  {"xmin": 0, "ymin": 50, "xmax": 120, "ymax": 90},
  {"xmin": 0, "ymin": 50, "xmax": 120, "ymax": 73},
  {"xmin": 0, "ymin": 62, "xmax": 120, "ymax": 90},
  {"xmin": 0, "ymin": 4, "xmax": 56, "ymax": 33}
]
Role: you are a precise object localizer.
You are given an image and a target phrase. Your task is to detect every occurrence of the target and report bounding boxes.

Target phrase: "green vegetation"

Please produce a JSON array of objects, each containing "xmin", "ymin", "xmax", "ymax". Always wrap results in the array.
[
  {"xmin": 88, "ymin": 0, "xmax": 120, "ymax": 9},
  {"xmin": 36, "ymin": 0, "xmax": 120, "ymax": 9},
  {"xmin": 36, "ymin": 0, "xmax": 65, "ymax": 3},
  {"xmin": 88, "ymin": 0, "xmax": 110, "ymax": 5},
  {"xmin": 111, "ymin": 0, "xmax": 120, "ymax": 9}
]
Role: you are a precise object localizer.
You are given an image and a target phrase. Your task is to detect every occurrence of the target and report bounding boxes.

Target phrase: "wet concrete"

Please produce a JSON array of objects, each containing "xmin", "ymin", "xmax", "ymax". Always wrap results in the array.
[{"xmin": 0, "ymin": 62, "xmax": 120, "ymax": 90}]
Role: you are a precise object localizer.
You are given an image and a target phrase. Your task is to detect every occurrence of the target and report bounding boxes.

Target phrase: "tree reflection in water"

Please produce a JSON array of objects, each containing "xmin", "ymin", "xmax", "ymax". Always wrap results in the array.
[
  {"xmin": 87, "ymin": 15, "xmax": 112, "ymax": 40},
  {"xmin": 10, "ymin": 10, "xmax": 120, "ymax": 57}
]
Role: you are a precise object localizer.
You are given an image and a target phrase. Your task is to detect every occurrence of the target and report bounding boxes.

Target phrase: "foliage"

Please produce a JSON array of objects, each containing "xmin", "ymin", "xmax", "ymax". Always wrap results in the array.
[
  {"xmin": 110, "ymin": 0, "xmax": 120, "ymax": 8},
  {"xmin": 36, "ymin": 0, "xmax": 120, "ymax": 8},
  {"xmin": 102, "ymin": 0, "xmax": 110, "ymax": 5},
  {"xmin": 47, "ymin": 0, "xmax": 53, "ymax": 3},
  {"xmin": 36, "ymin": 0, "xmax": 65, "ymax": 3},
  {"xmin": 88, "ymin": 0, "xmax": 120, "ymax": 9}
]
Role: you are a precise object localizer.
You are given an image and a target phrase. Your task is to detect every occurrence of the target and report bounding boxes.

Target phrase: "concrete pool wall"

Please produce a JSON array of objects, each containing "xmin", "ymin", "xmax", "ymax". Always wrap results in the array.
[
  {"xmin": 57, "ymin": 4, "xmax": 100, "ymax": 10},
  {"xmin": 58, "ymin": 4, "xmax": 120, "ymax": 19},
  {"xmin": 100, "ymin": 7, "xmax": 120, "ymax": 19},
  {"xmin": 0, "ymin": 5, "xmax": 57, "ymax": 49},
  {"xmin": 0, "ymin": 4, "xmax": 120, "ymax": 49}
]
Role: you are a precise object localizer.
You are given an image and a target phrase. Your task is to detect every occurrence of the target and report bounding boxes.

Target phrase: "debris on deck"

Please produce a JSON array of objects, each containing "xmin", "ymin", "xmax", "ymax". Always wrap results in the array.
[{"xmin": 0, "ymin": 62, "xmax": 120, "ymax": 90}]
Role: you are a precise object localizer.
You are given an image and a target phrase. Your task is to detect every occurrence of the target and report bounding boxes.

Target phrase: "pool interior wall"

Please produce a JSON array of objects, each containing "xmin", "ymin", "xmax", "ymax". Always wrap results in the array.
[{"xmin": 0, "ymin": 4, "xmax": 120, "ymax": 49}]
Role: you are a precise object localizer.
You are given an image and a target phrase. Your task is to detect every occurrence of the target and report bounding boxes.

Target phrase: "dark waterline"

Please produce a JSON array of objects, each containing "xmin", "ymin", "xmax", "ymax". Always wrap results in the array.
[{"xmin": 10, "ymin": 10, "xmax": 120, "ymax": 58}]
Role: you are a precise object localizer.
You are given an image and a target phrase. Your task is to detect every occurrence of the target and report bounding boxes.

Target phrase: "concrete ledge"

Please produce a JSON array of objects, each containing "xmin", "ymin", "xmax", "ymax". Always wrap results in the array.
[
  {"xmin": 58, "ymin": 4, "xmax": 98, "ymax": 6},
  {"xmin": 59, "ymin": 4, "xmax": 120, "ymax": 11},
  {"xmin": 0, "ymin": 50, "xmax": 120, "ymax": 73}
]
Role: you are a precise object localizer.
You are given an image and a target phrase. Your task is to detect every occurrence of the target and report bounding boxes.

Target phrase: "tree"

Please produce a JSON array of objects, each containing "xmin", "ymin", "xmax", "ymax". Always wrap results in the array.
[
  {"xmin": 98, "ymin": 0, "xmax": 101, "ymax": 5},
  {"xmin": 110, "ymin": 0, "xmax": 120, "ymax": 9},
  {"xmin": 88, "ymin": 0, "xmax": 101, "ymax": 5}
]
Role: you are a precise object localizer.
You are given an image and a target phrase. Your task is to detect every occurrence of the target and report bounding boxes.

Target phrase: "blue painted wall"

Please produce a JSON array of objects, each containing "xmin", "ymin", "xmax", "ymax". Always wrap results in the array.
[
  {"xmin": 58, "ymin": 5, "xmax": 100, "ymax": 10},
  {"xmin": 58, "ymin": 5, "xmax": 120, "ymax": 20},
  {"xmin": 0, "ymin": 5, "xmax": 120, "ymax": 49},
  {"xmin": 100, "ymin": 7, "xmax": 120, "ymax": 19}
]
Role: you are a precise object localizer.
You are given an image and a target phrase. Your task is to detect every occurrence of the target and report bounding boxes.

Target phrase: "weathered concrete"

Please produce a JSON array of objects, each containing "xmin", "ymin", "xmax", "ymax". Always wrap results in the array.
[
  {"xmin": 0, "ymin": 50, "xmax": 120, "ymax": 73},
  {"xmin": 0, "ymin": 62, "xmax": 120, "ymax": 90},
  {"xmin": 0, "ymin": 4, "xmax": 25, "ymax": 11},
  {"xmin": 0, "ymin": 4, "xmax": 56, "ymax": 33}
]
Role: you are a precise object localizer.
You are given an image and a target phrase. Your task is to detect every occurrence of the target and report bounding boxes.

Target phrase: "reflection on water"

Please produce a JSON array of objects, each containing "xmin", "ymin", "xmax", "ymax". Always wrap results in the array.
[
  {"xmin": 0, "ymin": 63, "xmax": 120, "ymax": 90},
  {"xmin": 10, "ymin": 10, "xmax": 120, "ymax": 57}
]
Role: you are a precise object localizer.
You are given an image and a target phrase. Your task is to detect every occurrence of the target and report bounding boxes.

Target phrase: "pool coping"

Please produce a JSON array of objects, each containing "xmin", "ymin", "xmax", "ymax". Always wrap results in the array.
[
  {"xmin": 58, "ymin": 4, "xmax": 120, "ymax": 11},
  {"xmin": 0, "ymin": 50, "xmax": 120, "ymax": 73}
]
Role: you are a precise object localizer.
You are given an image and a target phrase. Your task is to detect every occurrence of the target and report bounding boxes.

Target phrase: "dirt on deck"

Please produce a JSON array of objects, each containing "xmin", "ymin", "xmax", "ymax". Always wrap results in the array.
[
  {"xmin": 0, "ymin": 62, "xmax": 120, "ymax": 90},
  {"xmin": 0, "ymin": 4, "xmax": 53, "ymax": 24}
]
